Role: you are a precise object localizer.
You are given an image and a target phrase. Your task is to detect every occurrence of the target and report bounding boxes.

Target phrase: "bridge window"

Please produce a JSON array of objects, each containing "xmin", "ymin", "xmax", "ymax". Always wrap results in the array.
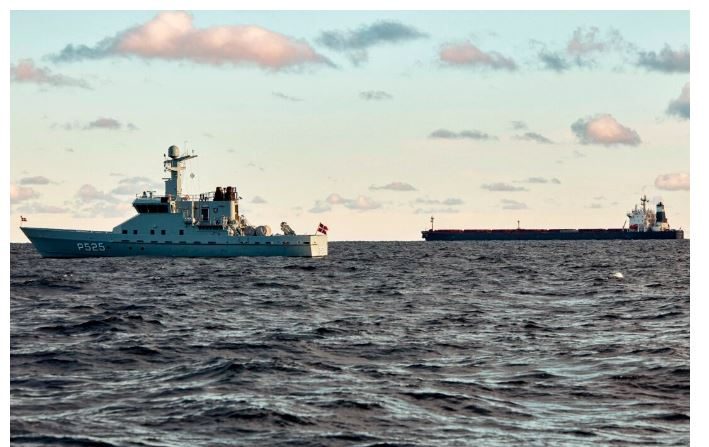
[
  {"xmin": 201, "ymin": 208, "xmax": 209, "ymax": 222},
  {"xmin": 122, "ymin": 229, "xmax": 127, "ymax": 234},
  {"xmin": 134, "ymin": 203, "xmax": 169, "ymax": 213},
  {"xmin": 161, "ymin": 230, "xmax": 166, "ymax": 235},
  {"xmin": 179, "ymin": 230, "xmax": 184, "ymax": 235},
  {"xmin": 133, "ymin": 230, "xmax": 138, "ymax": 235},
  {"xmin": 150, "ymin": 229, "xmax": 155, "ymax": 235}
]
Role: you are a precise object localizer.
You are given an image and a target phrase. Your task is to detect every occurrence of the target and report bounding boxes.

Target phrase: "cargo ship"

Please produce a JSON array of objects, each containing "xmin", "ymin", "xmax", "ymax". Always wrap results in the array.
[{"xmin": 422, "ymin": 196, "xmax": 684, "ymax": 241}]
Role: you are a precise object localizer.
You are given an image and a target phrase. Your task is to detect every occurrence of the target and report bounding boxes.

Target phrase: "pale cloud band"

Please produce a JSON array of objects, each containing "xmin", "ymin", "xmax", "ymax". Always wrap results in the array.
[{"xmin": 655, "ymin": 173, "xmax": 689, "ymax": 191}]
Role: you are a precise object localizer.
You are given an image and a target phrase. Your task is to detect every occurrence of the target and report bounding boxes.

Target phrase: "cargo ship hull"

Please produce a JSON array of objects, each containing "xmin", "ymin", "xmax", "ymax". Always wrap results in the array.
[{"xmin": 422, "ymin": 229, "xmax": 684, "ymax": 241}]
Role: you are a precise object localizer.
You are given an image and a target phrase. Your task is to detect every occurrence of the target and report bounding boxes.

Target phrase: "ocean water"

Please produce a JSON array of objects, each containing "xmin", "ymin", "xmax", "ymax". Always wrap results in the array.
[{"xmin": 10, "ymin": 241, "xmax": 690, "ymax": 446}]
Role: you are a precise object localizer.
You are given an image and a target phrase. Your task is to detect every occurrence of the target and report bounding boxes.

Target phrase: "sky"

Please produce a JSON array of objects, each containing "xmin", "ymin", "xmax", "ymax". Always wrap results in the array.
[{"xmin": 9, "ymin": 10, "xmax": 690, "ymax": 241}]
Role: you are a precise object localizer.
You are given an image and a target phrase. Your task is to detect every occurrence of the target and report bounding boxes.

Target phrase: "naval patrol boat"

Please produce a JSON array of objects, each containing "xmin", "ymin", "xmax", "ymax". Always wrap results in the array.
[{"xmin": 21, "ymin": 145, "xmax": 328, "ymax": 257}]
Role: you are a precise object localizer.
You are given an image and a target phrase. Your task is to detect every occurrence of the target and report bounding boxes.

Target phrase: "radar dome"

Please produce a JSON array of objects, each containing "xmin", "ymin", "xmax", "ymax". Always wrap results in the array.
[{"xmin": 168, "ymin": 145, "xmax": 180, "ymax": 159}]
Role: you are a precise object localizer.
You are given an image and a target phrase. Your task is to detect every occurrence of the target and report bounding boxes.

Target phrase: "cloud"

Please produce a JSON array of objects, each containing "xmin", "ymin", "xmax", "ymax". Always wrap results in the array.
[
  {"xmin": 360, "ymin": 90, "xmax": 392, "ymax": 101},
  {"xmin": 73, "ymin": 202, "xmax": 134, "ymax": 219},
  {"xmin": 76, "ymin": 184, "xmax": 118, "ymax": 203},
  {"xmin": 482, "ymin": 183, "xmax": 527, "ymax": 192},
  {"xmin": 514, "ymin": 132, "xmax": 553, "ymax": 144},
  {"xmin": 19, "ymin": 176, "xmax": 52, "ymax": 185},
  {"xmin": 86, "ymin": 117, "xmax": 121, "ymax": 130},
  {"xmin": 273, "ymin": 91, "xmax": 302, "ymax": 102},
  {"xmin": 370, "ymin": 181, "xmax": 416, "ymax": 191},
  {"xmin": 510, "ymin": 121, "xmax": 527, "ymax": 130},
  {"xmin": 538, "ymin": 50, "xmax": 571, "ymax": 72},
  {"xmin": 10, "ymin": 59, "xmax": 91, "ymax": 89},
  {"xmin": 317, "ymin": 21, "xmax": 427, "ymax": 65},
  {"xmin": 429, "ymin": 128, "xmax": 496, "ymax": 141},
  {"xmin": 501, "ymin": 199, "xmax": 527, "ymax": 210},
  {"xmin": 58, "ymin": 117, "xmax": 137, "ymax": 131},
  {"xmin": 343, "ymin": 195, "xmax": 381, "ymax": 210},
  {"xmin": 326, "ymin": 193, "xmax": 346, "ymax": 205},
  {"xmin": 16, "ymin": 203, "xmax": 70, "ymax": 214},
  {"xmin": 636, "ymin": 45, "xmax": 689, "ymax": 73},
  {"xmin": 566, "ymin": 27, "xmax": 607, "ymax": 56},
  {"xmin": 251, "ymin": 196, "xmax": 267, "ymax": 204},
  {"xmin": 313, "ymin": 193, "xmax": 381, "ymax": 212},
  {"xmin": 439, "ymin": 41, "xmax": 516, "ymax": 70},
  {"xmin": 666, "ymin": 82, "xmax": 690, "ymax": 119},
  {"xmin": 308, "ymin": 200, "xmax": 331, "ymax": 213},
  {"xmin": 571, "ymin": 114, "xmax": 641, "ymax": 146},
  {"xmin": 655, "ymin": 173, "xmax": 689, "ymax": 191},
  {"xmin": 10, "ymin": 184, "xmax": 40, "ymax": 204},
  {"xmin": 50, "ymin": 11, "xmax": 330, "ymax": 71},
  {"xmin": 517, "ymin": 177, "xmax": 560, "ymax": 184},
  {"xmin": 414, "ymin": 197, "xmax": 464, "ymax": 206},
  {"xmin": 111, "ymin": 176, "xmax": 162, "ymax": 195}
]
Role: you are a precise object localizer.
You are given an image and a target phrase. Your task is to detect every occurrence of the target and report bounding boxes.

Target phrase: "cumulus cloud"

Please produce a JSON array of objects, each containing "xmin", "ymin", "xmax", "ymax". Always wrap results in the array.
[
  {"xmin": 311, "ymin": 193, "xmax": 381, "ymax": 212},
  {"xmin": 76, "ymin": 184, "xmax": 118, "ymax": 203},
  {"xmin": 515, "ymin": 132, "xmax": 553, "ymax": 144},
  {"xmin": 429, "ymin": 128, "xmax": 496, "ymax": 141},
  {"xmin": 501, "ymin": 199, "xmax": 527, "ymax": 210},
  {"xmin": 19, "ymin": 176, "xmax": 52, "ymax": 185},
  {"xmin": 482, "ymin": 183, "xmax": 527, "ymax": 192},
  {"xmin": 439, "ymin": 41, "xmax": 516, "ymax": 70},
  {"xmin": 86, "ymin": 117, "xmax": 121, "ymax": 130},
  {"xmin": 10, "ymin": 59, "xmax": 91, "ymax": 89},
  {"xmin": 571, "ymin": 114, "xmax": 641, "ymax": 146},
  {"xmin": 538, "ymin": 50, "xmax": 571, "ymax": 72},
  {"xmin": 666, "ymin": 82, "xmax": 690, "ymax": 119},
  {"xmin": 637, "ymin": 45, "xmax": 689, "ymax": 73},
  {"xmin": 16, "ymin": 203, "xmax": 70, "ymax": 214},
  {"xmin": 370, "ymin": 181, "xmax": 416, "ymax": 191},
  {"xmin": 111, "ymin": 176, "xmax": 162, "ymax": 195},
  {"xmin": 536, "ymin": 27, "xmax": 630, "ymax": 72},
  {"xmin": 10, "ymin": 184, "xmax": 40, "ymax": 204},
  {"xmin": 317, "ymin": 21, "xmax": 426, "ymax": 65},
  {"xmin": 273, "ymin": 92, "xmax": 302, "ymax": 102},
  {"xmin": 360, "ymin": 90, "xmax": 392, "ymax": 101},
  {"xmin": 251, "ymin": 196, "xmax": 267, "ymax": 204},
  {"xmin": 50, "ymin": 11, "xmax": 330, "ymax": 71},
  {"xmin": 308, "ymin": 201, "xmax": 331, "ymax": 213},
  {"xmin": 73, "ymin": 202, "xmax": 134, "ymax": 219},
  {"xmin": 655, "ymin": 173, "xmax": 689, "ymax": 191},
  {"xmin": 344, "ymin": 195, "xmax": 381, "ymax": 210}
]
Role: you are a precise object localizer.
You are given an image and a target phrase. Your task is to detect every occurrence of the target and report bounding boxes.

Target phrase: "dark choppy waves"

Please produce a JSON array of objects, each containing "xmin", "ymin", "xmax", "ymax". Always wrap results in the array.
[{"xmin": 10, "ymin": 241, "xmax": 689, "ymax": 446}]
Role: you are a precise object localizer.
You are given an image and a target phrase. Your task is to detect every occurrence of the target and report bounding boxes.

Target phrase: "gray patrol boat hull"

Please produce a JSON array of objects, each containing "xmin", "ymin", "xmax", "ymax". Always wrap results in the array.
[{"xmin": 21, "ymin": 227, "xmax": 328, "ymax": 258}]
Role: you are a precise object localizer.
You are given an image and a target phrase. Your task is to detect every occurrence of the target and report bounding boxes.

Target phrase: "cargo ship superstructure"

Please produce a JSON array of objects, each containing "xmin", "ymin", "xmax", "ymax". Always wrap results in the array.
[
  {"xmin": 422, "ymin": 196, "xmax": 684, "ymax": 241},
  {"xmin": 21, "ymin": 145, "xmax": 328, "ymax": 257}
]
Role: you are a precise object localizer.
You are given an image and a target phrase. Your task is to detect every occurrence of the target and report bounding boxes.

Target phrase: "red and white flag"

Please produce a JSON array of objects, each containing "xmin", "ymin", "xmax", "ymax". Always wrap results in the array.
[
  {"xmin": 317, "ymin": 223, "xmax": 329, "ymax": 235},
  {"xmin": 20, "ymin": 216, "xmax": 27, "ymax": 222}
]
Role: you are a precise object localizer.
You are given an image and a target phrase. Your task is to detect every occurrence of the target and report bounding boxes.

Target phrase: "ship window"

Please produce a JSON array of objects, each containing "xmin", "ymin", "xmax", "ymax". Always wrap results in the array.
[
  {"xmin": 193, "ymin": 241, "xmax": 201, "ymax": 244},
  {"xmin": 179, "ymin": 230, "xmax": 184, "ymax": 235},
  {"xmin": 201, "ymin": 208, "xmax": 209, "ymax": 222},
  {"xmin": 208, "ymin": 241, "xmax": 216, "ymax": 245},
  {"xmin": 150, "ymin": 229, "xmax": 155, "ymax": 235},
  {"xmin": 165, "ymin": 241, "xmax": 172, "ymax": 244},
  {"xmin": 134, "ymin": 204, "xmax": 169, "ymax": 213},
  {"xmin": 133, "ymin": 230, "xmax": 138, "ymax": 235},
  {"xmin": 161, "ymin": 230, "xmax": 166, "ymax": 235},
  {"xmin": 122, "ymin": 229, "xmax": 128, "ymax": 234}
]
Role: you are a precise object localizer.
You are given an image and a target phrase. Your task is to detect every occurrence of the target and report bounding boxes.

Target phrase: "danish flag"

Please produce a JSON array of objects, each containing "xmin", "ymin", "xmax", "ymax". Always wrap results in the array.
[
  {"xmin": 317, "ymin": 223, "xmax": 329, "ymax": 235},
  {"xmin": 20, "ymin": 216, "xmax": 27, "ymax": 222}
]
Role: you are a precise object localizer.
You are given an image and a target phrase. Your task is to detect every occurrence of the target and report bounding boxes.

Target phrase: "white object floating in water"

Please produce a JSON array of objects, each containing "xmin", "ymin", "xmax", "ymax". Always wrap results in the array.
[{"xmin": 611, "ymin": 272, "xmax": 624, "ymax": 279}]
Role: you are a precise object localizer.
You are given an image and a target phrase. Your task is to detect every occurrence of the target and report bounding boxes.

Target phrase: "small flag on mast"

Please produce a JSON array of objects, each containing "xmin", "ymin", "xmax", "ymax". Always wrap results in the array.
[
  {"xmin": 20, "ymin": 216, "xmax": 27, "ymax": 222},
  {"xmin": 317, "ymin": 223, "xmax": 329, "ymax": 235}
]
